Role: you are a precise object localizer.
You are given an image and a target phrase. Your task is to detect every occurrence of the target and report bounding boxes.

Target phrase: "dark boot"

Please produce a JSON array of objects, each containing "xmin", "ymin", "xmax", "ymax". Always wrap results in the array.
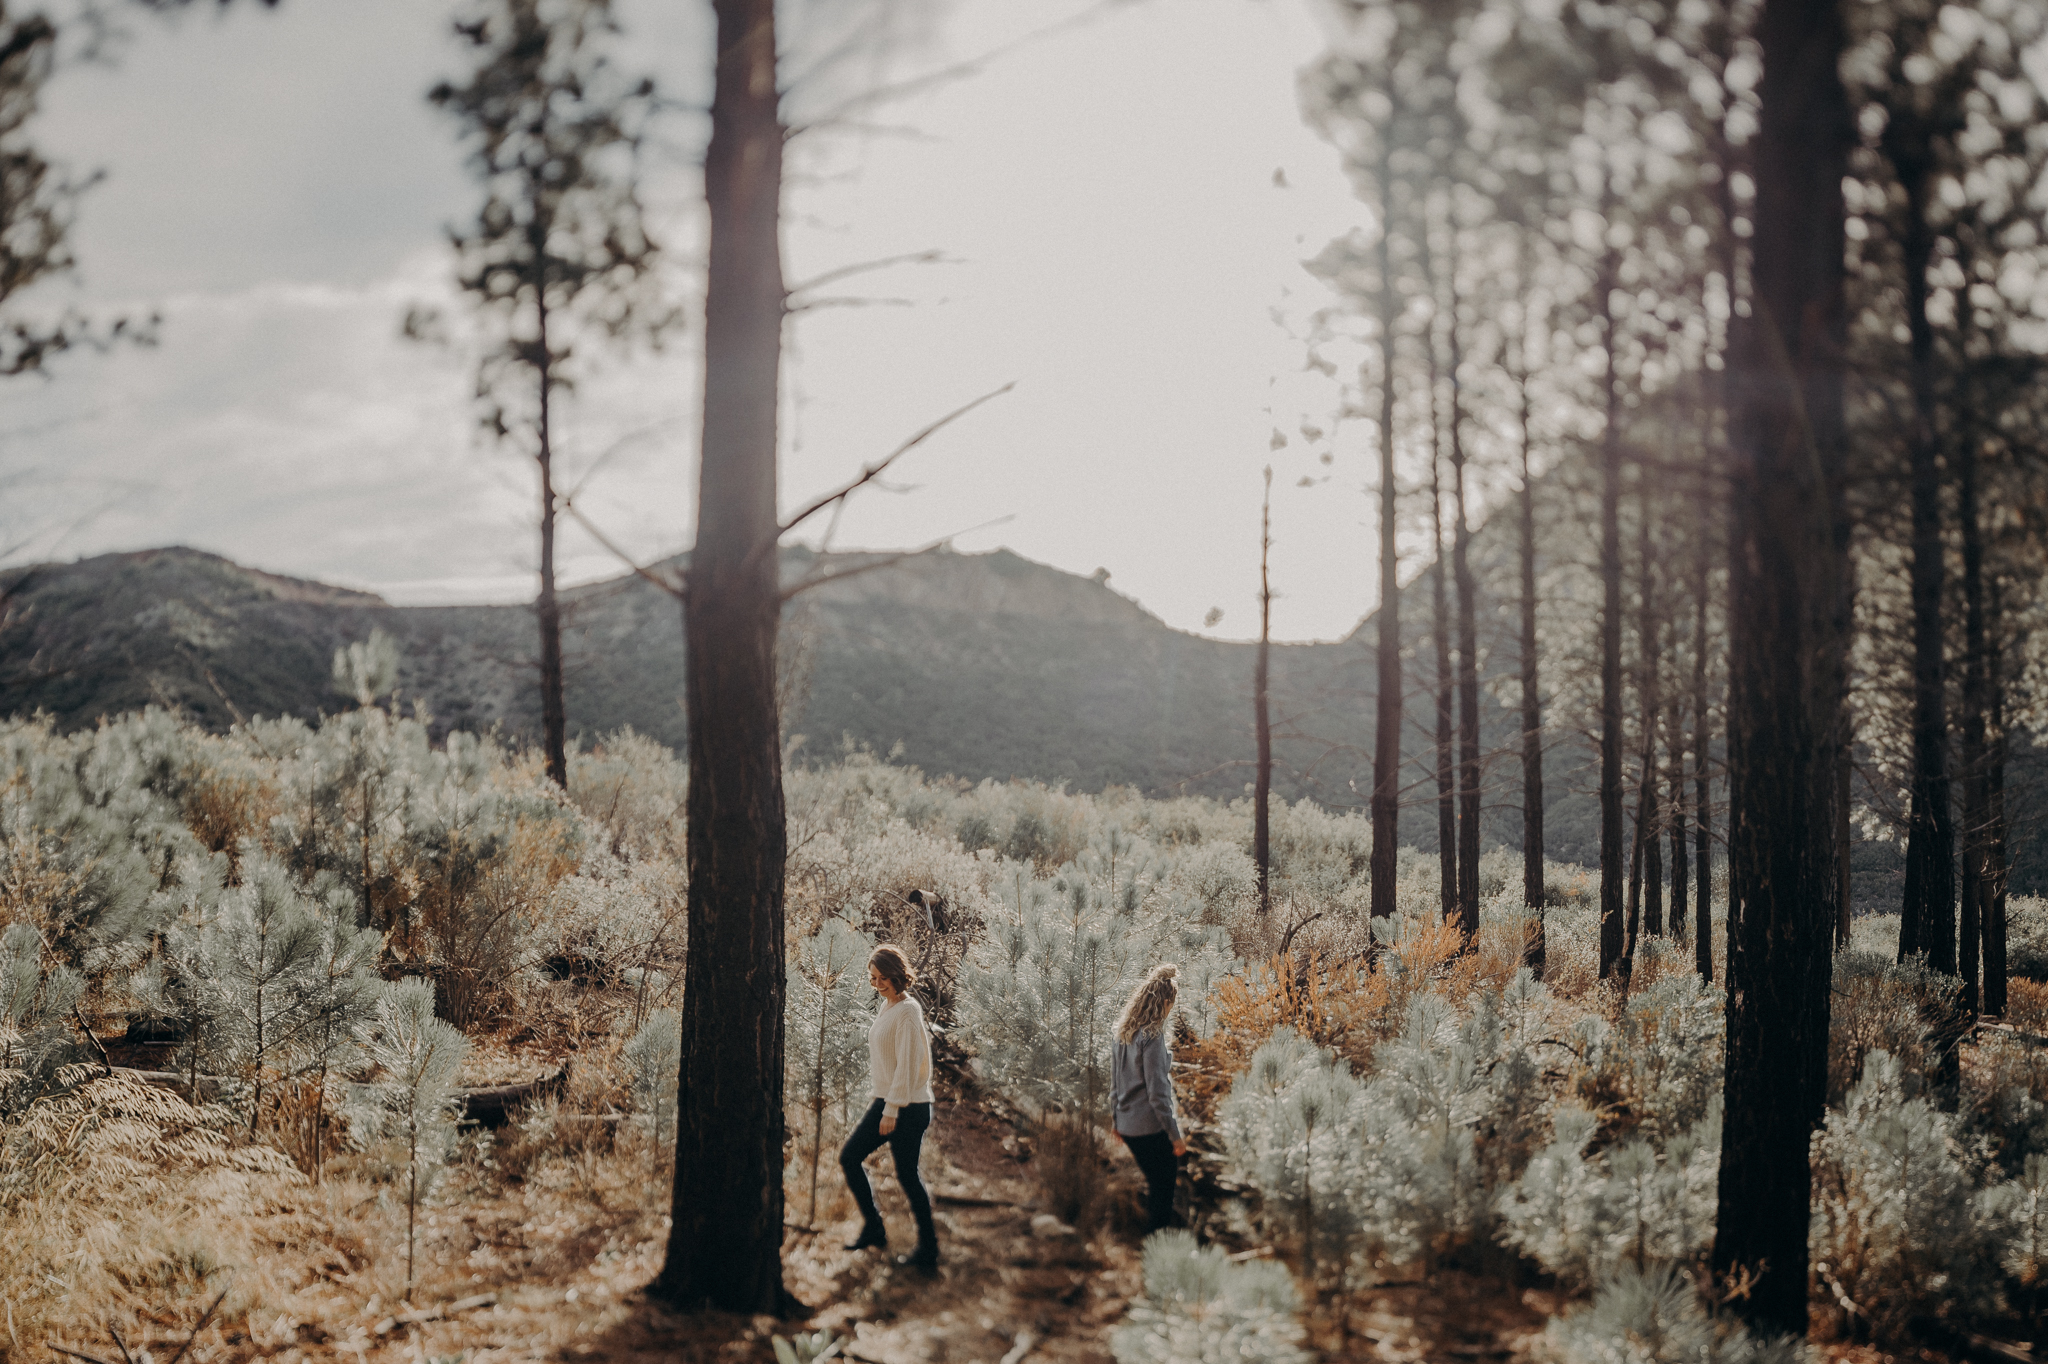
[
  {"xmin": 845, "ymin": 1220, "xmax": 888, "ymax": 1251},
  {"xmin": 895, "ymin": 1212, "xmax": 938, "ymax": 1274}
]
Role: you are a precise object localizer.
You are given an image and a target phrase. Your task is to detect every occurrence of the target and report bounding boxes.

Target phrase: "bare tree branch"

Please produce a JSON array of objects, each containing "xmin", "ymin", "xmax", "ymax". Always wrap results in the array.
[
  {"xmin": 786, "ymin": 1, "xmax": 1136, "ymax": 138},
  {"xmin": 780, "ymin": 516, "xmax": 1014, "ymax": 603},
  {"xmin": 784, "ymin": 295, "xmax": 915, "ymax": 315},
  {"xmin": 557, "ymin": 494, "xmax": 686, "ymax": 601},
  {"xmin": 787, "ymin": 248, "xmax": 950, "ymax": 299},
  {"xmin": 777, "ymin": 381, "xmax": 1015, "ymax": 537}
]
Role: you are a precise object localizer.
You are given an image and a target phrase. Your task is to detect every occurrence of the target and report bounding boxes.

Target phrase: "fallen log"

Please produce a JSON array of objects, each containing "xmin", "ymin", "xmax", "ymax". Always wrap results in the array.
[
  {"xmin": 1912, "ymin": 1318, "xmax": 2037, "ymax": 1364},
  {"xmin": 119, "ymin": 1066, "xmax": 572, "ymax": 1128},
  {"xmin": 120, "ymin": 1069, "xmax": 229, "ymax": 1101},
  {"xmin": 373, "ymin": 1293, "xmax": 498, "ymax": 1336},
  {"xmin": 458, "ymin": 1064, "xmax": 571, "ymax": 1128},
  {"xmin": 1973, "ymin": 1021, "xmax": 2048, "ymax": 1051}
]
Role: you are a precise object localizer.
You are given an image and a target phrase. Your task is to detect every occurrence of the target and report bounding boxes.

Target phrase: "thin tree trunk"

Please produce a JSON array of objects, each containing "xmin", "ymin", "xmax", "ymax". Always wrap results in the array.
[
  {"xmin": 1598, "ymin": 231, "xmax": 1627, "ymax": 981},
  {"xmin": 1985, "ymin": 594, "xmax": 2008, "ymax": 1017},
  {"xmin": 1713, "ymin": 0, "xmax": 1853, "ymax": 1331},
  {"xmin": 1957, "ymin": 377, "xmax": 1987, "ymax": 1017},
  {"xmin": 1424, "ymin": 214, "xmax": 1456, "ymax": 924},
  {"xmin": 1669, "ymin": 683, "xmax": 1688, "ymax": 946},
  {"xmin": 1889, "ymin": 113, "xmax": 1955, "ymax": 974},
  {"xmin": 1837, "ymin": 749, "xmax": 1853, "ymax": 949},
  {"xmin": 657, "ymin": 0, "xmax": 790, "ymax": 1315},
  {"xmin": 1255, "ymin": 467, "xmax": 1273, "ymax": 918},
  {"xmin": 1431, "ymin": 427, "xmax": 1457, "ymax": 924},
  {"xmin": 1449, "ymin": 236, "xmax": 1482, "ymax": 948},
  {"xmin": 1516, "ymin": 297, "xmax": 1545, "ymax": 976},
  {"xmin": 1694, "ymin": 524, "xmax": 1714, "ymax": 981},
  {"xmin": 536, "ymin": 292, "xmax": 569, "ymax": 790},
  {"xmin": 1637, "ymin": 480, "xmax": 1664, "ymax": 943},
  {"xmin": 1369, "ymin": 147, "xmax": 1402, "ymax": 925}
]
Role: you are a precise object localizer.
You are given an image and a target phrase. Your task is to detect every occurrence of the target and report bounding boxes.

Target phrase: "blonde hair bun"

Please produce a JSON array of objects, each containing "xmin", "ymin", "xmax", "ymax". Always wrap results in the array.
[{"xmin": 1115, "ymin": 962, "xmax": 1182, "ymax": 1043}]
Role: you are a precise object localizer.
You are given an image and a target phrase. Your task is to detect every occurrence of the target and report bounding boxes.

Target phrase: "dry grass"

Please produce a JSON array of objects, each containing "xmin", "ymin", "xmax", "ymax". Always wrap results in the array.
[
  {"xmin": 2007, "ymin": 977, "xmax": 2048, "ymax": 1032},
  {"xmin": 0, "ymin": 1072, "xmax": 1168, "ymax": 1364}
]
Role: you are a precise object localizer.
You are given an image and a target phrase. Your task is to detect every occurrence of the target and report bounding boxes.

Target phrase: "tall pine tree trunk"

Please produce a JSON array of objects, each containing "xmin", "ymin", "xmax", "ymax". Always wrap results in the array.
[
  {"xmin": 657, "ymin": 0, "xmax": 789, "ymax": 1314},
  {"xmin": 1255, "ymin": 467, "xmax": 1273, "ymax": 917},
  {"xmin": 1424, "ymin": 217, "xmax": 1457, "ymax": 924},
  {"xmin": 1957, "ymin": 390, "xmax": 1988, "ymax": 1016},
  {"xmin": 1369, "ymin": 148, "xmax": 1402, "ymax": 925},
  {"xmin": 1598, "ymin": 232, "xmax": 1627, "ymax": 981},
  {"xmin": 1637, "ymin": 482, "xmax": 1664, "ymax": 942},
  {"xmin": 1985, "ymin": 593, "xmax": 2008, "ymax": 1017},
  {"xmin": 1694, "ymin": 530, "xmax": 1714, "ymax": 981},
  {"xmin": 1431, "ymin": 436, "xmax": 1457, "ymax": 924},
  {"xmin": 1449, "ymin": 249, "xmax": 1482, "ymax": 948},
  {"xmin": 536, "ymin": 298, "xmax": 569, "ymax": 790},
  {"xmin": 1889, "ymin": 115, "xmax": 1955, "ymax": 974},
  {"xmin": 1669, "ymin": 683, "xmax": 1688, "ymax": 945},
  {"xmin": 1713, "ymin": 0, "xmax": 1853, "ymax": 1331},
  {"xmin": 1517, "ymin": 321, "xmax": 1545, "ymax": 975}
]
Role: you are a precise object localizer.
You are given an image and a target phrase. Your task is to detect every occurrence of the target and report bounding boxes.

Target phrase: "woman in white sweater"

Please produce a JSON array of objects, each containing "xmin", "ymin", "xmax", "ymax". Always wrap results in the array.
[{"xmin": 839, "ymin": 943, "xmax": 938, "ymax": 1272}]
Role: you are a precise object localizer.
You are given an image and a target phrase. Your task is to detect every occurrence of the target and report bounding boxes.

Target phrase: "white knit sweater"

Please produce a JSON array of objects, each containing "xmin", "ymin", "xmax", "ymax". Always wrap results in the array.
[{"xmin": 868, "ymin": 995, "xmax": 935, "ymax": 1117}]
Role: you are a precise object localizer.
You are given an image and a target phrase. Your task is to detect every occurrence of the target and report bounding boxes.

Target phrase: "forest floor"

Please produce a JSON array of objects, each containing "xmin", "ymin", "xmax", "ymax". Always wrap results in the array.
[
  {"xmin": 34, "ymin": 1037, "xmax": 1991, "ymax": 1364},
  {"xmin": 31, "ymin": 1055, "xmax": 1590, "ymax": 1364}
]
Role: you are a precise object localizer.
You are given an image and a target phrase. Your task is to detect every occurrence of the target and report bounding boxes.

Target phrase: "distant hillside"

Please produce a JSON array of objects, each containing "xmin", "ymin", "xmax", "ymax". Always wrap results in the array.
[
  {"xmin": 0, "ymin": 544, "xmax": 1573, "ymax": 847},
  {"xmin": 3, "ymin": 543, "xmax": 2038, "ymax": 899}
]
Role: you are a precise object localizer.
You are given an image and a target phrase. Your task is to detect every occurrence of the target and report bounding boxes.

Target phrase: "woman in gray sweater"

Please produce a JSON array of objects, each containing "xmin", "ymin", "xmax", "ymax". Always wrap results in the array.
[{"xmin": 1110, "ymin": 963, "xmax": 1185, "ymax": 1233}]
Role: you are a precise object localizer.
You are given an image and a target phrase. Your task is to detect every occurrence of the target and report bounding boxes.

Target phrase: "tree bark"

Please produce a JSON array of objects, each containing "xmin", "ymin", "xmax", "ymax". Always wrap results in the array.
[
  {"xmin": 1888, "ymin": 107, "xmax": 1955, "ymax": 975},
  {"xmin": 1598, "ymin": 233, "xmax": 1626, "ymax": 981},
  {"xmin": 1516, "ymin": 307, "xmax": 1545, "ymax": 976},
  {"xmin": 656, "ymin": 0, "xmax": 790, "ymax": 1315},
  {"xmin": 1369, "ymin": 147, "xmax": 1402, "ymax": 925},
  {"xmin": 1255, "ymin": 467, "xmax": 1273, "ymax": 918},
  {"xmin": 1712, "ymin": 0, "xmax": 1853, "ymax": 1333}
]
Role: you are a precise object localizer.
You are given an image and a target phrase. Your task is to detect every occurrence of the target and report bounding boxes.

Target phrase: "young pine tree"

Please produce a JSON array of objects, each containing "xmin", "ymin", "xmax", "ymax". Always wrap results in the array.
[
  {"xmin": 163, "ymin": 851, "xmax": 383, "ymax": 1136},
  {"xmin": 349, "ymin": 978, "xmax": 470, "ymax": 1298},
  {"xmin": 624, "ymin": 1006, "xmax": 680, "ymax": 1155},
  {"xmin": 1111, "ymin": 1229, "xmax": 1310, "ymax": 1364},
  {"xmin": 421, "ymin": 0, "xmax": 675, "ymax": 790},
  {"xmin": 784, "ymin": 916, "xmax": 871, "ymax": 1227}
]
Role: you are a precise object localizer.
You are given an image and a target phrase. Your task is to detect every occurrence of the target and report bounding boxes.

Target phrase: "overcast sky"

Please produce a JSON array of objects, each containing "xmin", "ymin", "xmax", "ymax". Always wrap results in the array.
[{"xmin": 4, "ymin": 0, "xmax": 1385, "ymax": 640}]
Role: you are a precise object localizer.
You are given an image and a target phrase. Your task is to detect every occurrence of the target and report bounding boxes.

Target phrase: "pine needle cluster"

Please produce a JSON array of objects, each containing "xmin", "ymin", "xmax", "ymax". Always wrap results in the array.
[{"xmin": 1110, "ymin": 1230, "xmax": 1310, "ymax": 1364}]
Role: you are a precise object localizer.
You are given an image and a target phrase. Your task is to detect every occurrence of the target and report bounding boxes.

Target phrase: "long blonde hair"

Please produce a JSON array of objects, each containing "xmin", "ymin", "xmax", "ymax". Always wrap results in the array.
[{"xmin": 1115, "ymin": 964, "xmax": 1179, "ymax": 1044}]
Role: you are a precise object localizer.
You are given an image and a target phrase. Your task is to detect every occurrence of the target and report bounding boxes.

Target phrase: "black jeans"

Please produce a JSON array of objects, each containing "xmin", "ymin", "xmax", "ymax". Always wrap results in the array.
[
  {"xmin": 1121, "ymin": 1130, "xmax": 1181, "ymax": 1232},
  {"xmin": 840, "ymin": 1098, "xmax": 935, "ymax": 1249}
]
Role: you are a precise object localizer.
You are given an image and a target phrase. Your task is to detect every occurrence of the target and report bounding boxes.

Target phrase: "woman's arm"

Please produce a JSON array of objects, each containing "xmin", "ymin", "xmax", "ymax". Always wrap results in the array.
[{"xmin": 1141, "ymin": 1032, "xmax": 1183, "ymax": 1147}]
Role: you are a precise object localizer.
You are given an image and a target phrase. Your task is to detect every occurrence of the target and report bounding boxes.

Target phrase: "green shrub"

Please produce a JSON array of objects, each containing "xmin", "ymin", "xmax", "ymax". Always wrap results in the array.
[
  {"xmin": 1810, "ymin": 1049, "xmax": 2010, "ymax": 1337},
  {"xmin": 1546, "ymin": 1266, "xmax": 1813, "ymax": 1364}
]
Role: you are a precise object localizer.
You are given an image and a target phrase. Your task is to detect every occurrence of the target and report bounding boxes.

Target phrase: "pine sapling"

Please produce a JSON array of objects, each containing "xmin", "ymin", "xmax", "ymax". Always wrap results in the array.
[
  {"xmin": 624, "ymin": 1007, "xmax": 680, "ymax": 1155},
  {"xmin": 785, "ymin": 916, "xmax": 869, "ymax": 1225},
  {"xmin": 350, "ymin": 978, "xmax": 469, "ymax": 1298},
  {"xmin": 1111, "ymin": 1229, "xmax": 1310, "ymax": 1364}
]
